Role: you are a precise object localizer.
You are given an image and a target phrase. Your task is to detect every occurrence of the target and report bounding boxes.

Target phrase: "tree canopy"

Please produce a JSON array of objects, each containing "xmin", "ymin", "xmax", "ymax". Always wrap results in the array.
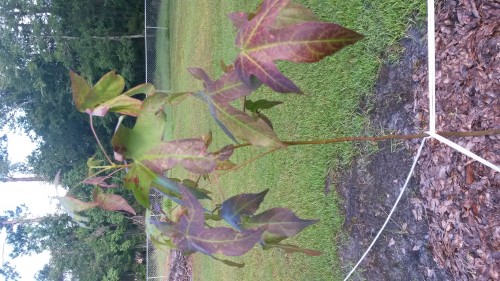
[{"xmin": 0, "ymin": 0, "xmax": 148, "ymax": 279}]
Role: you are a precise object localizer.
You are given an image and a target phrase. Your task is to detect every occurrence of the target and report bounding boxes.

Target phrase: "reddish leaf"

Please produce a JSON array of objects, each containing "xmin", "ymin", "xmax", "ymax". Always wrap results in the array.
[
  {"xmin": 92, "ymin": 187, "xmax": 136, "ymax": 215},
  {"xmin": 216, "ymin": 160, "xmax": 237, "ymax": 170},
  {"xmin": 220, "ymin": 60, "xmax": 234, "ymax": 73},
  {"xmin": 141, "ymin": 138, "xmax": 233, "ymax": 175},
  {"xmin": 83, "ymin": 176, "xmax": 118, "ymax": 188},
  {"xmin": 188, "ymin": 67, "xmax": 260, "ymax": 105},
  {"xmin": 231, "ymin": 0, "xmax": 363, "ymax": 93},
  {"xmin": 195, "ymin": 89, "xmax": 284, "ymax": 147}
]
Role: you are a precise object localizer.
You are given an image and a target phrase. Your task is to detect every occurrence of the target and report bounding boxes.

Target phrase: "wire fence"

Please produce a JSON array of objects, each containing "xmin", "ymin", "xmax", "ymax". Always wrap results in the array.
[
  {"xmin": 145, "ymin": 0, "xmax": 171, "ymax": 280},
  {"xmin": 145, "ymin": 0, "xmax": 170, "ymax": 93}
]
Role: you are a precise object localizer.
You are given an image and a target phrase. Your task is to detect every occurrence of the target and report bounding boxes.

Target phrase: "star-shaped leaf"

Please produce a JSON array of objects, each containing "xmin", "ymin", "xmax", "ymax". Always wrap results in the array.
[
  {"xmin": 231, "ymin": 0, "xmax": 363, "ymax": 93},
  {"xmin": 190, "ymin": 72, "xmax": 283, "ymax": 147},
  {"xmin": 153, "ymin": 184, "xmax": 266, "ymax": 256}
]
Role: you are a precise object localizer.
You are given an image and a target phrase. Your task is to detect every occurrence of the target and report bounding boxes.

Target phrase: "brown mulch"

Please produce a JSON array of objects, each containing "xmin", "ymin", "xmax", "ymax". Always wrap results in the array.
[
  {"xmin": 413, "ymin": 0, "xmax": 500, "ymax": 280},
  {"xmin": 167, "ymin": 250, "xmax": 192, "ymax": 281}
]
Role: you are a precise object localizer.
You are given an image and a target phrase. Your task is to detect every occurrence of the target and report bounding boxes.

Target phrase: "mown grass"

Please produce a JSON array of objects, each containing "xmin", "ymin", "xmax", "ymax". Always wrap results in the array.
[{"xmin": 164, "ymin": 1, "xmax": 425, "ymax": 280}]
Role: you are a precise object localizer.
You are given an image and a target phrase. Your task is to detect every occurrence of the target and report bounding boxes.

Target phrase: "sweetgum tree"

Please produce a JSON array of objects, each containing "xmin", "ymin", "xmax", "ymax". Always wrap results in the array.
[{"xmin": 60, "ymin": 0, "xmax": 499, "ymax": 266}]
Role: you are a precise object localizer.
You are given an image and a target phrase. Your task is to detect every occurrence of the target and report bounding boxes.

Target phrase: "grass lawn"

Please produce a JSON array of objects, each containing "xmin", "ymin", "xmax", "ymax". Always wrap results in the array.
[{"xmin": 161, "ymin": 0, "xmax": 426, "ymax": 280}]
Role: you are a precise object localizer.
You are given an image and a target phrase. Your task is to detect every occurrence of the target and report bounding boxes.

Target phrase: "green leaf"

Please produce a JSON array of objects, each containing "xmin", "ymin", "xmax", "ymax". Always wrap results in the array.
[
  {"xmin": 58, "ymin": 196, "xmax": 97, "ymax": 227},
  {"xmin": 70, "ymin": 70, "xmax": 92, "ymax": 111},
  {"xmin": 215, "ymin": 102, "xmax": 283, "ymax": 147},
  {"xmin": 112, "ymin": 95, "xmax": 234, "ymax": 174},
  {"xmin": 122, "ymin": 83, "xmax": 156, "ymax": 97},
  {"xmin": 91, "ymin": 95, "xmax": 143, "ymax": 117},
  {"xmin": 86, "ymin": 155, "xmax": 103, "ymax": 177},
  {"xmin": 166, "ymin": 92, "xmax": 192, "ymax": 105},
  {"xmin": 123, "ymin": 163, "xmax": 156, "ymax": 208},
  {"xmin": 59, "ymin": 196, "xmax": 98, "ymax": 212},
  {"xmin": 70, "ymin": 70, "xmax": 125, "ymax": 112},
  {"xmin": 70, "ymin": 71, "xmax": 154, "ymax": 117},
  {"xmin": 244, "ymin": 99, "xmax": 283, "ymax": 113}
]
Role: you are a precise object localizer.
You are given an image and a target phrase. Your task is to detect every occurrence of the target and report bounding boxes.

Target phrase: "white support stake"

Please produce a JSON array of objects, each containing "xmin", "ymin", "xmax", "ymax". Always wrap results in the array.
[
  {"xmin": 427, "ymin": 0, "xmax": 436, "ymax": 133},
  {"xmin": 427, "ymin": 132, "xmax": 500, "ymax": 172}
]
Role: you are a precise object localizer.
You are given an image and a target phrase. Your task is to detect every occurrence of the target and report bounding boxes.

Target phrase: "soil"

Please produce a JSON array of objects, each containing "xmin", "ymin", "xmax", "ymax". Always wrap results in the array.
[
  {"xmin": 166, "ymin": 250, "xmax": 192, "ymax": 281},
  {"xmin": 335, "ymin": 26, "xmax": 451, "ymax": 281}
]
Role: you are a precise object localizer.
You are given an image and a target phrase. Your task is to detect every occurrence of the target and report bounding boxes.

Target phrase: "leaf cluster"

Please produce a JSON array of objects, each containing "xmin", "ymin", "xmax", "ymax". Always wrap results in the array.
[{"xmin": 64, "ymin": 0, "xmax": 363, "ymax": 264}]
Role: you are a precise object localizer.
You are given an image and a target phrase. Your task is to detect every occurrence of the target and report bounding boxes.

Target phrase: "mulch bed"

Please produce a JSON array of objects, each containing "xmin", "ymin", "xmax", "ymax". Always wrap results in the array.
[{"xmin": 413, "ymin": 0, "xmax": 499, "ymax": 279}]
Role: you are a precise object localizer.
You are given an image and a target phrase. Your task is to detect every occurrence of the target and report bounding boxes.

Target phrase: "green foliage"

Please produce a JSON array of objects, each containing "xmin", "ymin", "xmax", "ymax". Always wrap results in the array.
[{"xmin": 0, "ymin": 262, "xmax": 20, "ymax": 281}]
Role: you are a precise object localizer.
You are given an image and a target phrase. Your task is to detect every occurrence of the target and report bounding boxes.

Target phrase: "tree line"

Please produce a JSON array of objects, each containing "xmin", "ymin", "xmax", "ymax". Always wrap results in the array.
[{"xmin": 0, "ymin": 0, "xmax": 149, "ymax": 279}]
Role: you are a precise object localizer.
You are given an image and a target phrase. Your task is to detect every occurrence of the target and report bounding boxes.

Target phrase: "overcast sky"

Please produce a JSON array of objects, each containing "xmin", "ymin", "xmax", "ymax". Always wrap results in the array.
[{"xmin": 0, "ymin": 129, "xmax": 63, "ymax": 280}]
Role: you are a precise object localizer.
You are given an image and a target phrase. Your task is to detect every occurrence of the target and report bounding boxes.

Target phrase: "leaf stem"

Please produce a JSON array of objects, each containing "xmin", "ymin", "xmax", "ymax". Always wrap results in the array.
[
  {"xmin": 89, "ymin": 115, "xmax": 114, "ymax": 165},
  {"xmin": 218, "ymin": 147, "xmax": 282, "ymax": 176},
  {"xmin": 233, "ymin": 129, "xmax": 500, "ymax": 149}
]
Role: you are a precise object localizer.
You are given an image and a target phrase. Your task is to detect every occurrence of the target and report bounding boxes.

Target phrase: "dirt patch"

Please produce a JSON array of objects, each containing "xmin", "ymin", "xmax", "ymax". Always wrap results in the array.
[
  {"xmin": 166, "ymin": 249, "xmax": 193, "ymax": 281},
  {"xmin": 336, "ymin": 26, "xmax": 451, "ymax": 280}
]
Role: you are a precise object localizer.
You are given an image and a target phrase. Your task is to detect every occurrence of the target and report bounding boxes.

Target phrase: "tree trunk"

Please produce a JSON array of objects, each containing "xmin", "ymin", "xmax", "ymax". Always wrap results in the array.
[
  {"xmin": 0, "ymin": 217, "xmax": 43, "ymax": 226},
  {"xmin": 48, "ymin": 34, "xmax": 145, "ymax": 41},
  {"xmin": 0, "ymin": 176, "xmax": 45, "ymax": 182}
]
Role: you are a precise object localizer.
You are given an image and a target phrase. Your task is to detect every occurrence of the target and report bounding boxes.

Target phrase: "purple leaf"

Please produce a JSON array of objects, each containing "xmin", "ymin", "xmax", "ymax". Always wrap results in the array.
[
  {"xmin": 233, "ymin": 0, "xmax": 363, "ymax": 93},
  {"xmin": 189, "ymin": 69, "xmax": 283, "ymax": 146},
  {"xmin": 165, "ymin": 185, "xmax": 266, "ymax": 256},
  {"xmin": 228, "ymin": 12, "xmax": 249, "ymax": 30},
  {"xmin": 189, "ymin": 67, "xmax": 260, "ymax": 105},
  {"xmin": 188, "ymin": 227, "xmax": 266, "ymax": 256},
  {"xmin": 244, "ymin": 207, "xmax": 318, "ymax": 238},
  {"xmin": 195, "ymin": 91, "xmax": 239, "ymax": 144},
  {"xmin": 220, "ymin": 189, "xmax": 269, "ymax": 230}
]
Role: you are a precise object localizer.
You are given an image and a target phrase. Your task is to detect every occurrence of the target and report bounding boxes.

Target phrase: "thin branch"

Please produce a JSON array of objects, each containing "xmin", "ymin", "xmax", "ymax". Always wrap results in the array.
[
  {"xmin": 89, "ymin": 115, "xmax": 114, "ymax": 165},
  {"xmin": 219, "ymin": 147, "xmax": 282, "ymax": 176},
  {"xmin": 233, "ymin": 129, "xmax": 500, "ymax": 149}
]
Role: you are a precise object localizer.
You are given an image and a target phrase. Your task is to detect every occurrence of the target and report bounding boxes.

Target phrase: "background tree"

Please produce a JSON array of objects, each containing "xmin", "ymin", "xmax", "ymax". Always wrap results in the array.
[{"xmin": 0, "ymin": 0, "xmax": 148, "ymax": 279}]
